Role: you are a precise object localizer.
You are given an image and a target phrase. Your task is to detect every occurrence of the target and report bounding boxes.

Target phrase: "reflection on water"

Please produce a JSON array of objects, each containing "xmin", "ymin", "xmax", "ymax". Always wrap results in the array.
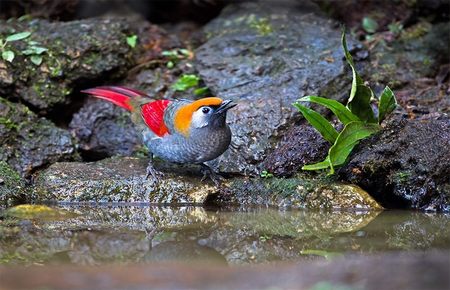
[{"xmin": 0, "ymin": 205, "xmax": 449, "ymax": 266}]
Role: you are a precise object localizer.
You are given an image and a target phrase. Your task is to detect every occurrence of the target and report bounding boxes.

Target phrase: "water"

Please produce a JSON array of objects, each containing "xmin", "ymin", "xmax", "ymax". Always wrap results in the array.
[{"xmin": 1, "ymin": 205, "xmax": 449, "ymax": 266}]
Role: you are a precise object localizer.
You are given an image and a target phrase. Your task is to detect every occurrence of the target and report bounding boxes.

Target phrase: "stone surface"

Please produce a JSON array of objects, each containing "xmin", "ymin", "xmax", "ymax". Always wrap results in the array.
[
  {"xmin": 0, "ymin": 97, "xmax": 75, "ymax": 177},
  {"xmin": 340, "ymin": 114, "xmax": 450, "ymax": 211},
  {"xmin": 215, "ymin": 177, "xmax": 383, "ymax": 210},
  {"xmin": 33, "ymin": 157, "xmax": 216, "ymax": 203},
  {"xmin": 69, "ymin": 98, "xmax": 143, "ymax": 159},
  {"xmin": 0, "ymin": 17, "xmax": 135, "ymax": 112},
  {"xmin": 261, "ymin": 125, "xmax": 330, "ymax": 177},
  {"xmin": 32, "ymin": 156, "xmax": 381, "ymax": 210},
  {"xmin": 195, "ymin": 0, "xmax": 358, "ymax": 175},
  {"xmin": 367, "ymin": 22, "xmax": 450, "ymax": 117}
]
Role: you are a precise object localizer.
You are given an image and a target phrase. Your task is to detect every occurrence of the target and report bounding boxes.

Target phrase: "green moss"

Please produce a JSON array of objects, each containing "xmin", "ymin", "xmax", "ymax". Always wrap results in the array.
[
  {"xmin": 0, "ymin": 117, "xmax": 18, "ymax": 130},
  {"xmin": 0, "ymin": 161, "xmax": 27, "ymax": 205},
  {"xmin": 400, "ymin": 21, "xmax": 432, "ymax": 41},
  {"xmin": 248, "ymin": 16, "xmax": 273, "ymax": 36}
]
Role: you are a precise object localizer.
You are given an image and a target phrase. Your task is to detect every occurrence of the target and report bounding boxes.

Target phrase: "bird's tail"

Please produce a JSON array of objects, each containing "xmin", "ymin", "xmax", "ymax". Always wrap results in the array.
[{"xmin": 81, "ymin": 86, "xmax": 147, "ymax": 111}]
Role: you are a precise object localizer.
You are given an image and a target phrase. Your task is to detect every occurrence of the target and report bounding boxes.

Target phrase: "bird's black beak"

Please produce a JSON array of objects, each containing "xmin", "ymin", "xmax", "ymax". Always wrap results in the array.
[{"xmin": 215, "ymin": 100, "xmax": 237, "ymax": 114}]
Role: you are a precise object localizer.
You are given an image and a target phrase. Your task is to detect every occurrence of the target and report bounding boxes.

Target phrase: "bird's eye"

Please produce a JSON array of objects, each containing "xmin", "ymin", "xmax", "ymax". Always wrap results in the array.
[{"xmin": 202, "ymin": 107, "xmax": 210, "ymax": 114}]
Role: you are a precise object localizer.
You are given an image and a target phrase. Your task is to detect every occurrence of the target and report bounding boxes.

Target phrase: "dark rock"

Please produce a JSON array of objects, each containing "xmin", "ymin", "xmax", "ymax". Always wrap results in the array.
[
  {"xmin": 0, "ymin": 97, "xmax": 76, "ymax": 177},
  {"xmin": 0, "ymin": 161, "xmax": 28, "ymax": 206},
  {"xmin": 368, "ymin": 22, "xmax": 450, "ymax": 116},
  {"xmin": 69, "ymin": 98, "xmax": 143, "ymax": 159},
  {"xmin": 339, "ymin": 114, "xmax": 450, "ymax": 211},
  {"xmin": 261, "ymin": 125, "xmax": 330, "ymax": 177},
  {"xmin": 195, "ymin": 0, "xmax": 357, "ymax": 175},
  {"xmin": 0, "ymin": 18, "xmax": 135, "ymax": 112}
]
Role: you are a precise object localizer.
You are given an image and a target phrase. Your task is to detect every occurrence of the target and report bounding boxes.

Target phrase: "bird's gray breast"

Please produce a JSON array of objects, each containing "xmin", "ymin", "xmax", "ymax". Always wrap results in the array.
[{"xmin": 143, "ymin": 126, "xmax": 232, "ymax": 164}]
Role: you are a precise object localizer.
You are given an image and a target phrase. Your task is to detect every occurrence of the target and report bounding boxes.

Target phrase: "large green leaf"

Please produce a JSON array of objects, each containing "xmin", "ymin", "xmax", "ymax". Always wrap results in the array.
[
  {"xmin": 294, "ymin": 103, "xmax": 338, "ymax": 144},
  {"xmin": 328, "ymin": 121, "xmax": 380, "ymax": 174},
  {"xmin": 299, "ymin": 96, "xmax": 360, "ymax": 125},
  {"xmin": 378, "ymin": 86, "xmax": 397, "ymax": 123},
  {"xmin": 341, "ymin": 31, "xmax": 377, "ymax": 123}
]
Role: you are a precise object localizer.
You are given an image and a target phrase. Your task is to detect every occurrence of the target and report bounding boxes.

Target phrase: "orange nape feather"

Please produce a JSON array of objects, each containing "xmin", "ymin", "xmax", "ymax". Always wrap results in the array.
[{"xmin": 174, "ymin": 97, "xmax": 223, "ymax": 136}]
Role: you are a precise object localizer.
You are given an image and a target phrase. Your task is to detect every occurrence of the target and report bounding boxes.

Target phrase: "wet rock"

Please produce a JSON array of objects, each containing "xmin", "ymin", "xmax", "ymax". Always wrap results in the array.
[
  {"xmin": 195, "ymin": 0, "xmax": 357, "ymax": 175},
  {"xmin": 261, "ymin": 125, "xmax": 330, "ymax": 177},
  {"xmin": 0, "ymin": 17, "xmax": 135, "ymax": 112},
  {"xmin": 368, "ymin": 22, "xmax": 450, "ymax": 116},
  {"xmin": 215, "ymin": 177, "xmax": 383, "ymax": 210},
  {"xmin": 0, "ymin": 97, "xmax": 75, "ymax": 177},
  {"xmin": 33, "ymin": 157, "xmax": 216, "ymax": 203},
  {"xmin": 69, "ymin": 98, "xmax": 143, "ymax": 159},
  {"xmin": 339, "ymin": 114, "xmax": 450, "ymax": 211},
  {"xmin": 0, "ymin": 161, "xmax": 28, "ymax": 206}
]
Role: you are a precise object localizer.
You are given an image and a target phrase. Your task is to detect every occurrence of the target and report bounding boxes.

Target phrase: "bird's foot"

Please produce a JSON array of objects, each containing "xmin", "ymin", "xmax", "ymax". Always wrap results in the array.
[
  {"xmin": 145, "ymin": 162, "xmax": 164, "ymax": 184},
  {"xmin": 200, "ymin": 164, "xmax": 224, "ymax": 186}
]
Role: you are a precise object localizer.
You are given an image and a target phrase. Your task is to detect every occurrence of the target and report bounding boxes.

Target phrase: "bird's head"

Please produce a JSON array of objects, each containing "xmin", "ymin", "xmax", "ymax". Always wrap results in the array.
[{"xmin": 174, "ymin": 97, "xmax": 237, "ymax": 136}]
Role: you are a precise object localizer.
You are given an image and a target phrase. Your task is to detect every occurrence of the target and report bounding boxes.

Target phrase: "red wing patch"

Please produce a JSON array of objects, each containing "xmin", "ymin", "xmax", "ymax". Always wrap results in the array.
[{"xmin": 141, "ymin": 100, "xmax": 171, "ymax": 137}]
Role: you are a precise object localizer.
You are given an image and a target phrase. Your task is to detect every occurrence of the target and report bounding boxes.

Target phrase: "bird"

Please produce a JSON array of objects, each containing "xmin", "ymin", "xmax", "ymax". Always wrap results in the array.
[{"xmin": 81, "ymin": 86, "xmax": 236, "ymax": 184}]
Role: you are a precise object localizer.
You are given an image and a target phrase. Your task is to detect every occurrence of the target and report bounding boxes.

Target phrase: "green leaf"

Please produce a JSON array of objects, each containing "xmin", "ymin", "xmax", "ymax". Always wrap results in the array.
[
  {"xmin": 299, "ymin": 96, "xmax": 360, "ymax": 125},
  {"xmin": 22, "ymin": 46, "xmax": 48, "ymax": 55},
  {"xmin": 30, "ymin": 55, "xmax": 43, "ymax": 66},
  {"xmin": 347, "ymin": 84, "xmax": 377, "ymax": 123},
  {"xmin": 362, "ymin": 16, "xmax": 379, "ymax": 33},
  {"xmin": 171, "ymin": 74, "xmax": 200, "ymax": 91},
  {"xmin": 1, "ymin": 50, "xmax": 14, "ymax": 62},
  {"xmin": 166, "ymin": 61, "xmax": 174, "ymax": 69},
  {"xmin": 341, "ymin": 31, "xmax": 376, "ymax": 123},
  {"xmin": 294, "ymin": 103, "xmax": 338, "ymax": 144},
  {"xmin": 378, "ymin": 86, "xmax": 397, "ymax": 123},
  {"xmin": 194, "ymin": 87, "xmax": 209, "ymax": 96},
  {"xmin": 327, "ymin": 121, "xmax": 380, "ymax": 174},
  {"xmin": 6, "ymin": 31, "xmax": 31, "ymax": 42},
  {"xmin": 302, "ymin": 157, "xmax": 331, "ymax": 171},
  {"xmin": 126, "ymin": 35, "xmax": 138, "ymax": 48}
]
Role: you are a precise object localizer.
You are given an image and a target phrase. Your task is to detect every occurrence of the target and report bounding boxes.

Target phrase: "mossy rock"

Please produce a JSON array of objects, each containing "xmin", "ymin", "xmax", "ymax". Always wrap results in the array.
[
  {"xmin": 0, "ymin": 161, "xmax": 27, "ymax": 206},
  {"xmin": 0, "ymin": 97, "xmax": 76, "ymax": 177}
]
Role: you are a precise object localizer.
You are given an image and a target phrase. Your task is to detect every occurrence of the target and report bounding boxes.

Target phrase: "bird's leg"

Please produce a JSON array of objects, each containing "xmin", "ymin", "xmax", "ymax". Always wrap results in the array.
[
  {"xmin": 200, "ymin": 163, "xmax": 224, "ymax": 186},
  {"xmin": 145, "ymin": 154, "xmax": 163, "ymax": 183}
]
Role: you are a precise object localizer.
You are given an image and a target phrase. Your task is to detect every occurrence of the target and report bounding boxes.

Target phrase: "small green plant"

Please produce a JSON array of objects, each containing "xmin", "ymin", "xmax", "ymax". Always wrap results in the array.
[
  {"xmin": 126, "ymin": 35, "xmax": 138, "ymax": 48},
  {"xmin": 1, "ymin": 31, "xmax": 31, "ymax": 62},
  {"xmin": 171, "ymin": 74, "xmax": 200, "ymax": 91},
  {"xmin": 1, "ymin": 31, "xmax": 48, "ymax": 66},
  {"xmin": 162, "ymin": 48, "xmax": 192, "ymax": 68},
  {"xmin": 293, "ymin": 31, "xmax": 397, "ymax": 174},
  {"xmin": 362, "ymin": 16, "xmax": 378, "ymax": 34},
  {"xmin": 260, "ymin": 170, "xmax": 274, "ymax": 179}
]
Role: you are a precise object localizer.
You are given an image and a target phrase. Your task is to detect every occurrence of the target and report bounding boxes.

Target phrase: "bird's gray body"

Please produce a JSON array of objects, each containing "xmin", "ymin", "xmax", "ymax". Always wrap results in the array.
[
  {"xmin": 142, "ymin": 125, "xmax": 231, "ymax": 164},
  {"xmin": 141, "ymin": 100, "xmax": 233, "ymax": 164}
]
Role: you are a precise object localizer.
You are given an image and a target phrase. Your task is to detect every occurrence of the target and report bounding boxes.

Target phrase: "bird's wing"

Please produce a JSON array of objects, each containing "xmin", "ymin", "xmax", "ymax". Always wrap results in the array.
[{"xmin": 140, "ymin": 100, "xmax": 172, "ymax": 137}]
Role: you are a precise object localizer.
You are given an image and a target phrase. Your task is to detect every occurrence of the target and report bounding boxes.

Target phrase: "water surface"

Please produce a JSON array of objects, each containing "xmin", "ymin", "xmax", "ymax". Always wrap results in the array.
[{"xmin": 1, "ymin": 205, "xmax": 449, "ymax": 266}]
